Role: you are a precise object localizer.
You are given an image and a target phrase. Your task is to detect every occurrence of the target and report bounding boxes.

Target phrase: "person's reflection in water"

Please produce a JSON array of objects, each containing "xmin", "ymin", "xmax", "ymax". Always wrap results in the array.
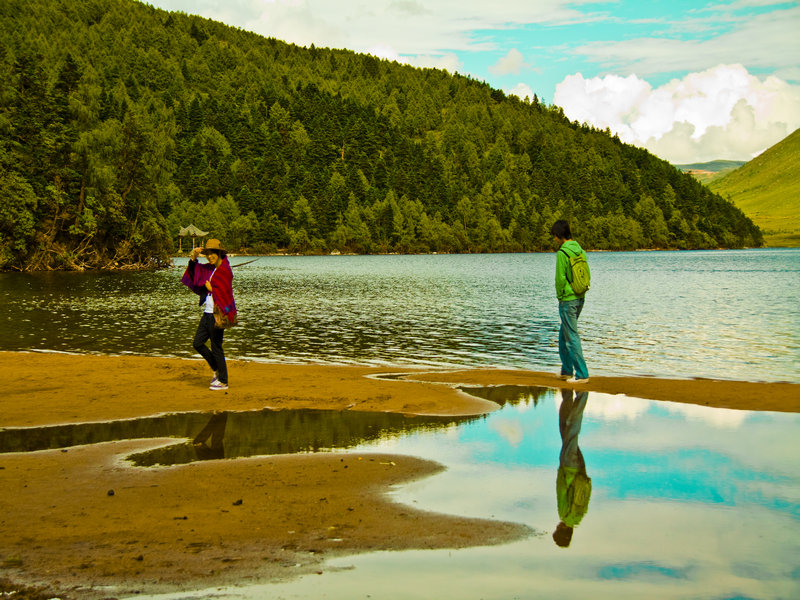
[
  {"xmin": 553, "ymin": 389, "xmax": 591, "ymax": 548},
  {"xmin": 192, "ymin": 411, "xmax": 228, "ymax": 460}
]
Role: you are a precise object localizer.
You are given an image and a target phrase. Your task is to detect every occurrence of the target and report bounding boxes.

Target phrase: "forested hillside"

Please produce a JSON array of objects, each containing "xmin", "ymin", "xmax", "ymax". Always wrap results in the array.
[
  {"xmin": 0, "ymin": 0, "xmax": 762, "ymax": 270},
  {"xmin": 710, "ymin": 129, "xmax": 800, "ymax": 247}
]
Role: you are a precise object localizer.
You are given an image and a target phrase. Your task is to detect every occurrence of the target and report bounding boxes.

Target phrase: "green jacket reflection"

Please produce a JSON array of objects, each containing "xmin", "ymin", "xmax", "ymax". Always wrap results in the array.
[{"xmin": 557, "ymin": 465, "xmax": 592, "ymax": 528}]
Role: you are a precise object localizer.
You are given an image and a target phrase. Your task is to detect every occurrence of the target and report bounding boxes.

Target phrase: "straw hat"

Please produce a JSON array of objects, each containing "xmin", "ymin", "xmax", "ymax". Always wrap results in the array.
[{"xmin": 200, "ymin": 239, "xmax": 226, "ymax": 254}]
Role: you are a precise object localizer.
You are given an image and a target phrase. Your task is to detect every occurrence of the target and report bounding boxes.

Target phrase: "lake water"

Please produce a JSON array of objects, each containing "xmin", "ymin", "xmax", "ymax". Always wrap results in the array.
[{"xmin": 3, "ymin": 248, "xmax": 799, "ymax": 382}]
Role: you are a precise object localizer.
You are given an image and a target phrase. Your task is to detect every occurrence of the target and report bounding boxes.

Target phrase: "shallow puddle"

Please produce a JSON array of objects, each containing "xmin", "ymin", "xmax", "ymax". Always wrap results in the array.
[
  {"xmin": 2, "ymin": 386, "xmax": 798, "ymax": 599},
  {"xmin": 0, "ymin": 384, "xmax": 543, "ymax": 468},
  {"xmin": 0, "ymin": 407, "xmax": 476, "ymax": 467}
]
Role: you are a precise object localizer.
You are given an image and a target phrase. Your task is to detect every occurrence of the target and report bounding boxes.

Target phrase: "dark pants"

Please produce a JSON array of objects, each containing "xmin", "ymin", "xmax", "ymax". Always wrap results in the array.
[{"xmin": 193, "ymin": 313, "xmax": 227, "ymax": 384}]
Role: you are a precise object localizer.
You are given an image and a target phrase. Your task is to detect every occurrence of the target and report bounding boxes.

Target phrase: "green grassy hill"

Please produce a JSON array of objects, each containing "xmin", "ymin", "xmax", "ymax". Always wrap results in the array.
[{"xmin": 710, "ymin": 129, "xmax": 800, "ymax": 247}]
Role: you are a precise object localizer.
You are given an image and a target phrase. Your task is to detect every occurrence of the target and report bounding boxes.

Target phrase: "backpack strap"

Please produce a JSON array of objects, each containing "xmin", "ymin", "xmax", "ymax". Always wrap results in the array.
[{"xmin": 559, "ymin": 247, "xmax": 574, "ymax": 283}]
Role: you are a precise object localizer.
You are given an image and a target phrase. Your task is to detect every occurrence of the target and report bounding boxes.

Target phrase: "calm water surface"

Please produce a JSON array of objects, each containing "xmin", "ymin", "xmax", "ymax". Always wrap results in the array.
[{"xmin": 3, "ymin": 249, "xmax": 799, "ymax": 382}]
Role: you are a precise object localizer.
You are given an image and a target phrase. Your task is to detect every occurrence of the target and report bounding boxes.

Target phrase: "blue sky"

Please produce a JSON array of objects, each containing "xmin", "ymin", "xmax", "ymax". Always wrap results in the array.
[{"xmin": 145, "ymin": 0, "xmax": 800, "ymax": 164}]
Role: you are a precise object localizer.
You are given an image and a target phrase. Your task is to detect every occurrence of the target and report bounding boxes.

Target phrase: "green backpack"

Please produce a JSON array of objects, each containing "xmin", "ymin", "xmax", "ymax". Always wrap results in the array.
[
  {"xmin": 560, "ymin": 247, "xmax": 591, "ymax": 295},
  {"xmin": 569, "ymin": 472, "xmax": 592, "ymax": 525}
]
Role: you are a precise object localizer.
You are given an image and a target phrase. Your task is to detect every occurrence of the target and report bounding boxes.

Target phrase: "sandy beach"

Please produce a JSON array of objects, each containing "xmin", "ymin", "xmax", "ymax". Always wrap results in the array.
[{"xmin": 2, "ymin": 351, "xmax": 798, "ymax": 598}]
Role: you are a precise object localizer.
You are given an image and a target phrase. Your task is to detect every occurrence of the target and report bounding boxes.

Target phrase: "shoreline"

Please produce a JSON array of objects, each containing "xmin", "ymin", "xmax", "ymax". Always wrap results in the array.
[
  {"xmin": 2, "ymin": 351, "xmax": 799, "ymax": 598},
  {"xmin": 4, "ymin": 245, "xmax": 791, "ymax": 275}
]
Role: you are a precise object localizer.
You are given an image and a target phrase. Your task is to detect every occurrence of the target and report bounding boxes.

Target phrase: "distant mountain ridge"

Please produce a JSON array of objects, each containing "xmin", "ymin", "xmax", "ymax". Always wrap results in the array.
[
  {"xmin": 709, "ymin": 129, "xmax": 800, "ymax": 247},
  {"xmin": 675, "ymin": 160, "xmax": 746, "ymax": 184},
  {"xmin": 676, "ymin": 160, "xmax": 747, "ymax": 172}
]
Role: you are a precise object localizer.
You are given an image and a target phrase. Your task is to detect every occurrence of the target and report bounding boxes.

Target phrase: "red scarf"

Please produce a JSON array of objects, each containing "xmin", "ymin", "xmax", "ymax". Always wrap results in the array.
[{"xmin": 181, "ymin": 257, "xmax": 237, "ymax": 317}]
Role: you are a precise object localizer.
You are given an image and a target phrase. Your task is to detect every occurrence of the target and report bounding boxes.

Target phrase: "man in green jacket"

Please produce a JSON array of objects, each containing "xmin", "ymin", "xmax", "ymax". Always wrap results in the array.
[{"xmin": 551, "ymin": 220, "xmax": 589, "ymax": 383}]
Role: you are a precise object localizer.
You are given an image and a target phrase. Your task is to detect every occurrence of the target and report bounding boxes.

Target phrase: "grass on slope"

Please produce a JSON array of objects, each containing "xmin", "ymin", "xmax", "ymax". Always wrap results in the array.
[{"xmin": 710, "ymin": 129, "xmax": 800, "ymax": 247}]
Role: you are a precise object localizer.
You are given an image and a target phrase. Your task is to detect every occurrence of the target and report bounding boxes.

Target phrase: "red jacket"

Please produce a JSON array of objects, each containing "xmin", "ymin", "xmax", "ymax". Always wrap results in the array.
[{"xmin": 181, "ymin": 257, "xmax": 237, "ymax": 318}]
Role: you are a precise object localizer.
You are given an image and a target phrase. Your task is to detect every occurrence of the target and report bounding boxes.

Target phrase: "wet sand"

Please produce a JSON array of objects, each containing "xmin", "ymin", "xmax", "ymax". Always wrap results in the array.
[{"xmin": 2, "ymin": 351, "xmax": 798, "ymax": 598}]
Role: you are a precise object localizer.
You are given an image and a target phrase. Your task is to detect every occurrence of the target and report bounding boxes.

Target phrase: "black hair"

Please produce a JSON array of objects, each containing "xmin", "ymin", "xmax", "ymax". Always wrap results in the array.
[
  {"xmin": 550, "ymin": 220, "xmax": 572, "ymax": 239},
  {"xmin": 553, "ymin": 522, "xmax": 574, "ymax": 548}
]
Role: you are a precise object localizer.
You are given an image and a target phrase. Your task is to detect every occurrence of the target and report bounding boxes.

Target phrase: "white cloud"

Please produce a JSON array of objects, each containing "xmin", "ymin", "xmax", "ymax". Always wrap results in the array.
[
  {"xmin": 404, "ymin": 53, "xmax": 464, "ymax": 73},
  {"xmin": 365, "ymin": 46, "xmax": 462, "ymax": 73},
  {"xmin": 489, "ymin": 419, "xmax": 525, "ymax": 446},
  {"xmin": 147, "ymin": 0, "xmax": 592, "ymax": 56},
  {"xmin": 489, "ymin": 49, "xmax": 529, "ymax": 76},
  {"xmin": 582, "ymin": 393, "xmax": 650, "ymax": 422},
  {"xmin": 554, "ymin": 64, "xmax": 800, "ymax": 163},
  {"xmin": 388, "ymin": 0, "xmax": 429, "ymax": 17},
  {"xmin": 506, "ymin": 83, "xmax": 537, "ymax": 102},
  {"xmin": 367, "ymin": 44, "xmax": 404, "ymax": 62},
  {"xmin": 663, "ymin": 403, "xmax": 749, "ymax": 429}
]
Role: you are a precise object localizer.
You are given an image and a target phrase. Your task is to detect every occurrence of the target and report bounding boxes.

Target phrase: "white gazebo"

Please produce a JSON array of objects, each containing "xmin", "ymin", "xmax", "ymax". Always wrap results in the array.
[{"xmin": 178, "ymin": 224, "xmax": 209, "ymax": 253}]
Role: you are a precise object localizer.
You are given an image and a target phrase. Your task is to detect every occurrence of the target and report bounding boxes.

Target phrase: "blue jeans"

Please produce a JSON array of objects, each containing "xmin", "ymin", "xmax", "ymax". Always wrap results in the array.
[{"xmin": 558, "ymin": 298, "xmax": 588, "ymax": 380}]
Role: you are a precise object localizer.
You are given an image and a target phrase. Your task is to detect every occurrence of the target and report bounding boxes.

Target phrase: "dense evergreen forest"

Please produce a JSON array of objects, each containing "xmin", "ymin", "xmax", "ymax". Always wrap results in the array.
[{"xmin": 0, "ymin": 0, "xmax": 762, "ymax": 270}]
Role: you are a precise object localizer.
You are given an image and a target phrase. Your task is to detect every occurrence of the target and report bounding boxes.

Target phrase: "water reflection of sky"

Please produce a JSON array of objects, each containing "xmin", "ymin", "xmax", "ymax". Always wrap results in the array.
[{"xmin": 134, "ymin": 389, "xmax": 800, "ymax": 600}]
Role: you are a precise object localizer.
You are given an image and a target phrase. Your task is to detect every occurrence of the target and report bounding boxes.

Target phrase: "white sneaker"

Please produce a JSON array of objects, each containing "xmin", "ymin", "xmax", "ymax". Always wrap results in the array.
[
  {"xmin": 567, "ymin": 377, "xmax": 589, "ymax": 384},
  {"xmin": 209, "ymin": 380, "xmax": 228, "ymax": 391},
  {"xmin": 211, "ymin": 371, "xmax": 219, "ymax": 385}
]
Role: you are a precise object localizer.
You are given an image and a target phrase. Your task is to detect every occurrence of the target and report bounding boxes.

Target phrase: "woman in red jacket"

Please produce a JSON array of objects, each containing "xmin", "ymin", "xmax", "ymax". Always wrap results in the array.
[{"xmin": 181, "ymin": 239, "xmax": 238, "ymax": 391}]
